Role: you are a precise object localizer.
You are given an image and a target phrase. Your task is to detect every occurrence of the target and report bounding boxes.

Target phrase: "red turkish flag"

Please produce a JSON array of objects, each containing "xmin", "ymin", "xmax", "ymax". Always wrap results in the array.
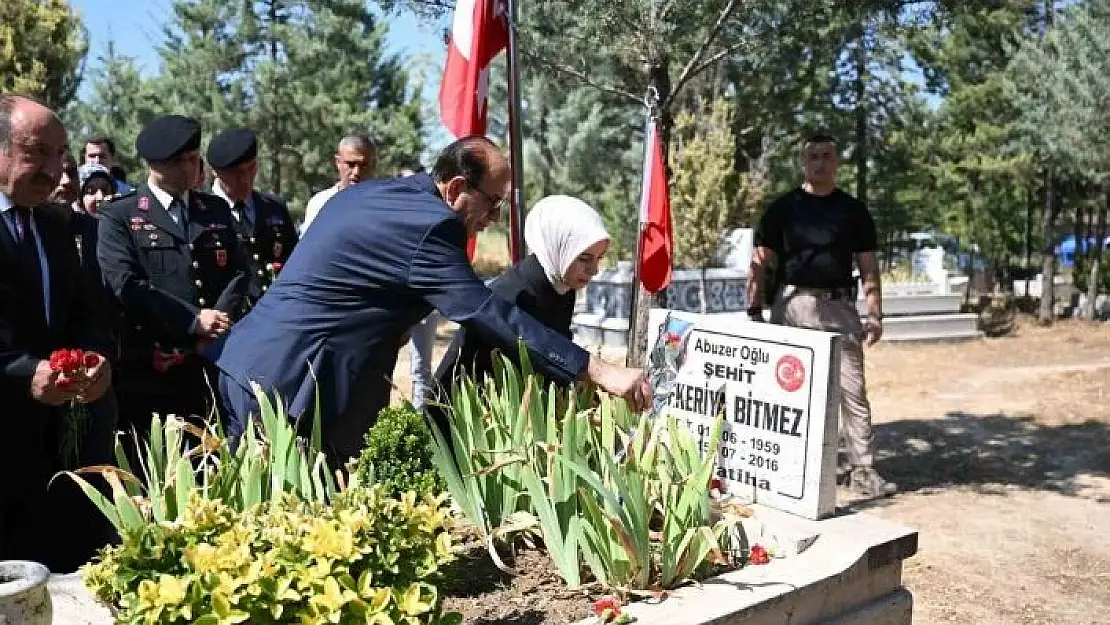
[
  {"xmin": 440, "ymin": 0, "xmax": 508, "ymax": 138},
  {"xmin": 637, "ymin": 118, "xmax": 673, "ymax": 294},
  {"xmin": 440, "ymin": 0, "xmax": 508, "ymax": 260}
]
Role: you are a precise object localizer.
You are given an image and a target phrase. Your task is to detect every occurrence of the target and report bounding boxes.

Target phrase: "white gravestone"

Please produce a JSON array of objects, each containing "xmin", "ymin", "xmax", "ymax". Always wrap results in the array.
[{"xmin": 645, "ymin": 309, "xmax": 840, "ymax": 520}]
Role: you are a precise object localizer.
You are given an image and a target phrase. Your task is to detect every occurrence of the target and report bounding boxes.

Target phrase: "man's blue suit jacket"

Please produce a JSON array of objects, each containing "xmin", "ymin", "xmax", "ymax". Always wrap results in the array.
[{"xmin": 215, "ymin": 173, "xmax": 589, "ymax": 424}]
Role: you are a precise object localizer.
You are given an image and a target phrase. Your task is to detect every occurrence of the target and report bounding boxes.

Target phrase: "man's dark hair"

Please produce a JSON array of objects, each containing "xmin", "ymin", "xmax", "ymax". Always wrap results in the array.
[
  {"xmin": 432, "ymin": 136, "xmax": 497, "ymax": 186},
  {"xmin": 85, "ymin": 136, "xmax": 117, "ymax": 155},
  {"xmin": 803, "ymin": 132, "xmax": 838, "ymax": 148}
]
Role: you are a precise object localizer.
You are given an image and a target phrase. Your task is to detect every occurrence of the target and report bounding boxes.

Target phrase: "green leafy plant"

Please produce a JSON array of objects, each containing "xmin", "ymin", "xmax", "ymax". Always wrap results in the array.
[
  {"xmin": 564, "ymin": 404, "xmax": 737, "ymax": 594},
  {"xmin": 82, "ymin": 487, "xmax": 461, "ymax": 624},
  {"xmin": 431, "ymin": 348, "xmax": 744, "ymax": 596},
  {"xmin": 62, "ymin": 382, "xmax": 339, "ymax": 537},
  {"xmin": 355, "ymin": 403, "xmax": 446, "ymax": 499}
]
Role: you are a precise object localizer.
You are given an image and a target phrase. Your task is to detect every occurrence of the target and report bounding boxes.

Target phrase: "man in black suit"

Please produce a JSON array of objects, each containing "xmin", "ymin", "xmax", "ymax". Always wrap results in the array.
[
  {"xmin": 97, "ymin": 115, "xmax": 250, "ymax": 449},
  {"xmin": 207, "ymin": 128, "xmax": 298, "ymax": 308},
  {"xmin": 0, "ymin": 94, "xmax": 113, "ymax": 570}
]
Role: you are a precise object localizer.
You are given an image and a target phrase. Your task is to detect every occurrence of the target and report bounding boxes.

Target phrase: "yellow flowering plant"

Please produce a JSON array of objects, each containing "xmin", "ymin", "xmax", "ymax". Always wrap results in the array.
[{"xmin": 83, "ymin": 487, "xmax": 461, "ymax": 624}]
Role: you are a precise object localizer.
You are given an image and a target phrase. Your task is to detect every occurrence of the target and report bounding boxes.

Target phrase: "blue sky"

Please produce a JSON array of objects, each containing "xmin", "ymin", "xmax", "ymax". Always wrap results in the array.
[
  {"xmin": 71, "ymin": 0, "xmax": 446, "ymax": 77},
  {"xmin": 70, "ymin": 0, "xmax": 451, "ymax": 144}
]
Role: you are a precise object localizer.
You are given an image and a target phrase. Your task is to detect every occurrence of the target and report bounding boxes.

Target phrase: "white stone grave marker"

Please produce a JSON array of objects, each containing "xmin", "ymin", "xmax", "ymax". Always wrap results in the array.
[{"xmin": 645, "ymin": 308, "xmax": 840, "ymax": 520}]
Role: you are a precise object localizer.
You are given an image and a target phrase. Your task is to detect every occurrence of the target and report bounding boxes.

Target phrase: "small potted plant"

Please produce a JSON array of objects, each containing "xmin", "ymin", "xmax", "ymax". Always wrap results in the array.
[{"xmin": 0, "ymin": 560, "xmax": 52, "ymax": 624}]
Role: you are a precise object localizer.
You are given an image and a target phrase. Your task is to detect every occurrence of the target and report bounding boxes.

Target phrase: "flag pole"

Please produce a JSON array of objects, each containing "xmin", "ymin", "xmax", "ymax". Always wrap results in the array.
[
  {"xmin": 505, "ymin": 0, "xmax": 526, "ymax": 263},
  {"xmin": 627, "ymin": 90, "xmax": 658, "ymax": 368}
]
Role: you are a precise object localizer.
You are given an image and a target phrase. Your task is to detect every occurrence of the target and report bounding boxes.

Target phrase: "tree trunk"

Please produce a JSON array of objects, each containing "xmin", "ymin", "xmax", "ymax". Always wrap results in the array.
[
  {"xmin": 628, "ymin": 59, "xmax": 673, "ymax": 369},
  {"xmin": 698, "ymin": 268, "xmax": 708, "ymax": 314},
  {"xmin": 854, "ymin": 21, "xmax": 868, "ymax": 206},
  {"xmin": 1024, "ymin": 184, "xmax": 1034, "ymax": 297},
  {"xmin": 1073, "ymin": 197, "xmax": 1085, "ymax": 272},
  {"xmin": 1084, "ymin": 189, "xmax": 1108, "ymax": 320},
  {"xmin": 536, "ymin": 94, "xmax": 554, "ymax": 198},
  {"xmin": 268, "ymin": 0, "xmax": 283, "ymax": 195},
  {"xmin": 1038, "ymin": 171, "xmax": 1060, "ymax": 324}
]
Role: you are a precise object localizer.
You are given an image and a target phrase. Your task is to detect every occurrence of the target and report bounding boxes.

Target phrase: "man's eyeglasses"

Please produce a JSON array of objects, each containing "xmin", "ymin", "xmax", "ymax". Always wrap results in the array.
[{"xmin": 470, "ymin": 184, "xmax": 506, "ymax": 213}]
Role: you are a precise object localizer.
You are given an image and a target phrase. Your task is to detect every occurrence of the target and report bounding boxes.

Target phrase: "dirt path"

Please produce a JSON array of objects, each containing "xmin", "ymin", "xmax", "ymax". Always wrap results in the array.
[
  {"xmin": 392, "ymin": 318, "xmax": 1110, "ymax": 624},
  {"xmin": 846, "ymin": 319, "xmax": 1110, "ymax": 624}
]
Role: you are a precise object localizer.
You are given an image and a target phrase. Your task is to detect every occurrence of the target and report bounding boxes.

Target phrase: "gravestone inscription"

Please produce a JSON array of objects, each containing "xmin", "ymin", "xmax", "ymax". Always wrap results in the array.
[{"xmin": 645, "ymin": 309, "xmax": 840, "ymax": 519}]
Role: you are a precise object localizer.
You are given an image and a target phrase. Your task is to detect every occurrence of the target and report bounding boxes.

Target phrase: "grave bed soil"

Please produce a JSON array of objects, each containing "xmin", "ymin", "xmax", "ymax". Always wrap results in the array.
[
  {"xmin": 440, "ymin": 539, "xmax": 594, "ymax": 625},
  {"xmin": 439, "ymin": 529, "xmax": 741, "ymax": 625}
]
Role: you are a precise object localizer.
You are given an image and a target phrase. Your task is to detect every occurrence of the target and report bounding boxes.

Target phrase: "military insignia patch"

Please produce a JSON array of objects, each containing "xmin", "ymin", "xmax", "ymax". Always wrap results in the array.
[
  {"xmin": 215, "ymin": 249, "xmax": 227, "ymax": 267},
  {"xmin": 138, "ymin": 196, "xmax": 150, "ymax": 211}
]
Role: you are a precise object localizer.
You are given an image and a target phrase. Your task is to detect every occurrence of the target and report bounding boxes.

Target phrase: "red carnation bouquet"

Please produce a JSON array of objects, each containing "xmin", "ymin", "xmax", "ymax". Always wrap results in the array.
[{"xmin": 49, "ymin": 348, "xmax": 102, "ymax": 465}]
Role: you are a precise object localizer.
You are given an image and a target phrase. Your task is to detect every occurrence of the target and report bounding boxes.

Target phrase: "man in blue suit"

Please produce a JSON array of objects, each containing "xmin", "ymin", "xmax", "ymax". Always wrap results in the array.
[{"xmin": 215, "ymin": 136, "xmax": 650, "ymax": 464}]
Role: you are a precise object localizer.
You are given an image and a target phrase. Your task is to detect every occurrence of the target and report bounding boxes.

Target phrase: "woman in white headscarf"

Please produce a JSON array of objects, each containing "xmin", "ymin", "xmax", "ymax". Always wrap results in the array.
[{"xmin": 434, "ymin": 194, "xmax": 610, "ymax": 396}]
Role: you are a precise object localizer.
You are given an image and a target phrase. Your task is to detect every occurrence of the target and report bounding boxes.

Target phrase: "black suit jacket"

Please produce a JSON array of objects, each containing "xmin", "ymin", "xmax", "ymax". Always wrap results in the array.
[
  {"xmin": 0, "ymin": 206, "xmax": 111, "ymax": 491},
  {"xmin": 435, "ymin": 254, "xmax": 577, "ymax": 393},
  {"xmin": 97, "ymin": 185, "xmax": 250, "ymax": 389},
  {"xmin": 229, "ymin": 190, "xmax": 299, "ymax": 306}
]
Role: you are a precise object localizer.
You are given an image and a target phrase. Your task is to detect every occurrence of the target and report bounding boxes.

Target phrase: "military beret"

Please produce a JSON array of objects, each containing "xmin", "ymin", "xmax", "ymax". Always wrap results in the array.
[
  {"xmin": 207, "ymin": 128, "xmax": 258, "ymax": 170},
  {"xmin": 136, "ymin": 114, "xmax": 201, "ymax": 162}
]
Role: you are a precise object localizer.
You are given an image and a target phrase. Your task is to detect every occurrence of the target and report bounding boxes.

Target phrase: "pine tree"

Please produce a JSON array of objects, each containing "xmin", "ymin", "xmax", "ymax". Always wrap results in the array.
[
  {"xmin": 156, "ymin": 0, "xmax": 251, "ymax": 134},
  {"xmin": 146, "ymin": 0, "xmax": 425, "ymax": 213},
  {"xmin": 65, "ymin": 42, "xmax": 161, "ymax": 178}
]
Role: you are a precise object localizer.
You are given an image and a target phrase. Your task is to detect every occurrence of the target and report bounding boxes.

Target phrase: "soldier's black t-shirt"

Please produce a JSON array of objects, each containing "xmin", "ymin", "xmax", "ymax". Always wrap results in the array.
[{"xmin": 754, "ymin": 187, "xmax": 877, "ymax": 289}]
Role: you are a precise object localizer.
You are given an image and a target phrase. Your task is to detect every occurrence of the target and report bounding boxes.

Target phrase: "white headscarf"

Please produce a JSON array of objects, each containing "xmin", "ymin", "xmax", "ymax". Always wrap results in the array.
[{"xmin": 524, "ymin": 195, "xmax": 611, "ymax": 294}]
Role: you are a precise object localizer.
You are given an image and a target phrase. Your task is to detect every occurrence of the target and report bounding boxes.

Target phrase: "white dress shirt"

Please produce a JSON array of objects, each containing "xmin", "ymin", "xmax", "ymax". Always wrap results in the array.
[
  {"xmin": 212, "ymin": 179, "xmax": 256, "ymax": 227},
  {"xmin": 147, "ymin": 182, "xmax": 189, "ymax": 225},
  {"xmin": 0, "ymin": 191, "xmax": 51, "ymax": 324},
  {"xmin": 300, "ymin": 183, "xmax": 340, "ymax": 233}
]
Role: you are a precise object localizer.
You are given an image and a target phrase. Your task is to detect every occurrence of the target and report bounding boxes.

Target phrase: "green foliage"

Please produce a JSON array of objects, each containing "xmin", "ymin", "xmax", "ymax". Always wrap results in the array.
[
  {"xmin": 64, "ymin": 382, "xmax": 337, "ymax": 537},
  {"xmin": 1007, "ymin": 0, "xmax": 1110, "ymax": 184},
  {"xmin": 670, "ymin": 98, "xmax": 743, "ymax": 269},
  {"xmin": 430, "ymin": 346, "xmax": 744, "ymax": 595},
  {"xmin": 355, "ymin": 403, "xmax": 445, "ymax": 499},
  {"xmin": 64, "ymin": 42, "xmax": 160, "ymax": 180},
  {"xmin": 560, "ymin": 399, "xmax": 734, "ymax": 592},
  {"xmin": 1074, "ymin": 247, "xmax": 1110, "ymax": 294},
  {"xmin": 0, "ymin": 0, "xmax": 88, "ymax": 109},
  {"xmin": 82, "ymin": 488, "xmax": 460, "ymax": 625}
]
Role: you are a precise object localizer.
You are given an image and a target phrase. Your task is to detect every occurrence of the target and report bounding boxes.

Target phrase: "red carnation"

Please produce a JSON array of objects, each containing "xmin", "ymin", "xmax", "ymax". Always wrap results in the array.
[
  {"xmin": 83, "ymin": 352, "xmax": 101, "ymax": 369},
  {"xmin": 593, "ymin": 596, "xmax": 621, "ymax": 622},
  {"xmin": 49, "ymin": 348, "xmax": 85, "ymax": 375},
  {"xmin": 749, "ymin": 544, "xmax": 770, "ymax": 565},
  {"xmin": 67, "ymin": 349, "xmax": 84, "ymax": 374},
  {"xmin": 271, "ymin": 261, "xmax": 283, "ymax": 272}
]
